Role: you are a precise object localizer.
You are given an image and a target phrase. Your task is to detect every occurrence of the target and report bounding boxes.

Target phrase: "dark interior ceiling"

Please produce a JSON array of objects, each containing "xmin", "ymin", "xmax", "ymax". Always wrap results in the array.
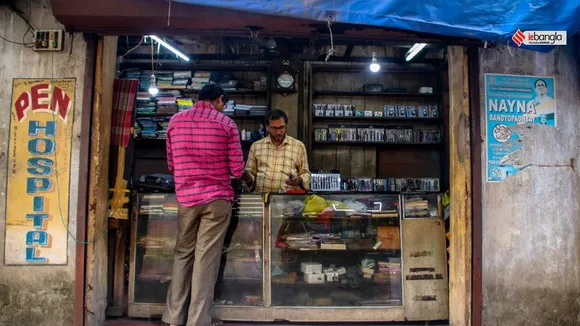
[{"xmin": 117, "ymin": 35, "xmax": 448, "ymax": 65}]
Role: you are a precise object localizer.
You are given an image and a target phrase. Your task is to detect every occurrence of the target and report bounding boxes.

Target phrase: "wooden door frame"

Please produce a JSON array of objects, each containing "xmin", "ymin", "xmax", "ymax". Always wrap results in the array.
[
  {"xmin": 447, "ymin": 45, "xmax": 482, "ymax": 326},
  {"xmin": 74, "ymin": 35, "xmax": 118, "ymax": 326},
  {"xmin": 447, "ymin": 46, "xmax": 479, "ymax": 326},
  {"xmin": 73, "ymin": 33, "xmax": 98, "ymax": 326}
]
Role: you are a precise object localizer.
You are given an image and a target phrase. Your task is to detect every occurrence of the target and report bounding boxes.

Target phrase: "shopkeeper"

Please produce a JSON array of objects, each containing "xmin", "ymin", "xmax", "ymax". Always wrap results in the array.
[{"xmin": 242, "ymin": 109, "xmax": 311, "ymax": 192}]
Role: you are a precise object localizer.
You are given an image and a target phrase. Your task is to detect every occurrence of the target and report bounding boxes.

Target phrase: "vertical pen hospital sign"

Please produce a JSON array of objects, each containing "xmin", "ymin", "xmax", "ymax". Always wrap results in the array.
[{"xmin": 4, "ymin": 78, "xmax": 75, "ymax": 265}]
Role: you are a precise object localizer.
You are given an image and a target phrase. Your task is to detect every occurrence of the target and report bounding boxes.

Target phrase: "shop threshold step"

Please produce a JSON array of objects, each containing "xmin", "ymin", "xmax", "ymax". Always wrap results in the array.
[{"xmin": 106, "ymin": 320, "xmax": 449, "ymax": 326}]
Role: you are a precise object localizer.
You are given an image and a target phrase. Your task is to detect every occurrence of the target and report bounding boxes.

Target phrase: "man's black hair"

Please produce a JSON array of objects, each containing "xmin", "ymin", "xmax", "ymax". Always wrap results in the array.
[
  {"xmin": 198, "ymin": 83, "xmax": 228, "ymax": 103},
  {"xmin": 267, "ymin": 109, "xmax": 288, "ymax": 124}
]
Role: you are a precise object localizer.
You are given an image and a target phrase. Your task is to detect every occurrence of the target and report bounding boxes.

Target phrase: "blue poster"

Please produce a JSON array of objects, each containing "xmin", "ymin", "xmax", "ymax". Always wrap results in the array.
[{"xmin": 485, "ymin": 74, "xmax": 557, "ymax": 182}]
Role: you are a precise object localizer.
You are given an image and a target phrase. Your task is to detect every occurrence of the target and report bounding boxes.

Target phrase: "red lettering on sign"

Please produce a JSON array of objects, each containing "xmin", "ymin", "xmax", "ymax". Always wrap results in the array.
[
  {"xmin": 51, "ymin": 87, "xmax": 71, "ymax": 121},
  {"xmin": 31, "ymin": 84, "xmax": 50, "ymax": 111},
  {"xmin": 15, "ymin": 92, "xmax": 31, "ymax": 121},
  {"xmin": 15, "ymin": 84, "xmax": 72, "ymax": 122}
]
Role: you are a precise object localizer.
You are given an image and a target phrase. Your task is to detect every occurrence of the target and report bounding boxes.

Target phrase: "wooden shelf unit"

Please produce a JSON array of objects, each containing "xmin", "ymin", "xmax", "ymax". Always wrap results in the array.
[
  {"xmin": 306, "ymin": 61, "xmax": 448, "ymax": 190},
  {"xmin": 127, "ymin": 61, "xmax": 274, "ymax": 180}
]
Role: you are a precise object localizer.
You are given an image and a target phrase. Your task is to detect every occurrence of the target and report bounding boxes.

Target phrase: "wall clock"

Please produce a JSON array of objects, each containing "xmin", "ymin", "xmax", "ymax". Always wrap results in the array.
[{"xmin": 277, "ymin": 71, "xmax": 295, "ymax": 89}]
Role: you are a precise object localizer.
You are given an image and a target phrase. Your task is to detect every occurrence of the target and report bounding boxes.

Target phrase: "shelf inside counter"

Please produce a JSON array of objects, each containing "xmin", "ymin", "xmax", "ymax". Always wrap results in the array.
[
  {"xmin": 268, "ymin": 193, "xmax": 403, "ymax": 307},
  {"xmin": 131, "ymin": 192, "xmax": 265, "ymax": 306}
]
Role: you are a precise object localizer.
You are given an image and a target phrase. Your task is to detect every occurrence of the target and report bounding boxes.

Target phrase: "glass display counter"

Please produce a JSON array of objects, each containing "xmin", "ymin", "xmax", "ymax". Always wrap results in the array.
[
  {"xmin": 128, "ymin": 193, "xmax": 264, "ymax": 315},
  {"xmin": 269, "ymin": 193, "xmax": 402, "ymax": 307},
  {"xmin": 128, "ymin": 192, "xmax": 448, "ymax": 322}
]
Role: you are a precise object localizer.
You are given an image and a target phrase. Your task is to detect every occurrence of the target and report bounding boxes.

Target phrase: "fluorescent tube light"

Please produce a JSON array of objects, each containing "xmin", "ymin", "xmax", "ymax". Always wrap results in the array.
[
  {"xmin": 149, "ymin": 35, "xmax": 190, "ymax": 62},
  {"xmin": 405, "ymin": 43, "xmax": 427, "ymax": 62}
]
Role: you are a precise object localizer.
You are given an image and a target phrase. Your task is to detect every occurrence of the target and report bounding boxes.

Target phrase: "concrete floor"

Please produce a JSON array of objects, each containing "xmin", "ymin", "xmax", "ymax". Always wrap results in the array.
[
  {"xmin": 105, "ymin": 320, "xmax": 286, "ymax": 326},
  {"xmin": 105, "ymin": 320, "xmax": 271, "ymax": 326}
]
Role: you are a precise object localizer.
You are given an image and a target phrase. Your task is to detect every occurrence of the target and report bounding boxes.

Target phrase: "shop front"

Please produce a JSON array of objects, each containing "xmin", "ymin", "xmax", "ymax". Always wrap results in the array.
[
  {"xmin": 108, "ymin": 35, "xmax": 462, "ymax": 323},
  {"xmin": 4, "ymin": 1, "xmax": 580, "ymax": 326}
]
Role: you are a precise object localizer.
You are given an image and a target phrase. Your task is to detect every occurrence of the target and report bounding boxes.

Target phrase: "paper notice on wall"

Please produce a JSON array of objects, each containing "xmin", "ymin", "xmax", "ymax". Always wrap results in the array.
[{"xmin": 485, "ymin": 73, "xmax": 556, "ymax": 182}]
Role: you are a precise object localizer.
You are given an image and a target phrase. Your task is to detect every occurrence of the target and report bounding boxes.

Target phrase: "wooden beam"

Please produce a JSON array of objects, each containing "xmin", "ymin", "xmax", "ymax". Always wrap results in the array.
[
  {"xmin": 85, "ymin": 36, "xmax": 118, "ymax": 326},
  {"xmin": 74, "ymin": 32, "xmax": 98, "ymax": 326},
  {"xmin": 447, "ymin": 45, "xmax": 472, "ymax": 326},
  {"xmin": 343, "ymin": 44, "xmax": 354, "ymax": 58}
]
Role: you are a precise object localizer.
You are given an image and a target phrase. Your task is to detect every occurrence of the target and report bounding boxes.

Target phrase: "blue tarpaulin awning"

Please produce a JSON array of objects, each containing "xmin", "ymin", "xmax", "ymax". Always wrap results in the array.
[{"xmin": 173, "ymin": 0, "xmax": 580, "ymax": 52}]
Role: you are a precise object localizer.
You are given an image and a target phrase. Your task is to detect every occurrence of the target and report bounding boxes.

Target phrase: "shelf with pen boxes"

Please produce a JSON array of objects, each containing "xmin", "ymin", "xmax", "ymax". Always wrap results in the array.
[
  {"xmin": 310, "ymin": 103, "xmax": 442, "ymax": 146},
  {"xmin": 307, "ymin": 61, "xmax": 448, "ymax": 193},
  {"xmin": 131, "ymin": 191, "xmax": 266, "ymax": 306}
]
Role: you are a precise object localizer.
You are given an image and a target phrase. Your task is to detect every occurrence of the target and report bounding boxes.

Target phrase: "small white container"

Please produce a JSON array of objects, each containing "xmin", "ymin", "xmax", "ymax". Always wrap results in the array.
[
  {"xmin": 304, "ymin": 273, "xmax": 325, "ymax": 284},
  {"xmin": 301, "ymin": 262, "xmax": 322, "ymax": 275}
]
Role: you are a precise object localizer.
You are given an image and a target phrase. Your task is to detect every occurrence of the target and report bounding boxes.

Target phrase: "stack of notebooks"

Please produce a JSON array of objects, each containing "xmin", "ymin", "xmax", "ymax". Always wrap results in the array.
[
  {"xmin": 139, "ymin": 71, "xmax": 152, "ymax": 92},
  {"xmin": 157, "ymin": 119, "xmax": 170, "ymax": 139},
  {"xmin": 249, "ymin": 105, "xmax": 267, "ymax": 116},
  {"xmin": 172, "ymin": 71, "xmax": 191, "ymax": 88},
  {"xmin": 156, "ymin": 96, "xmax": 178, "ymax": 115},
  {"xmin": 177, "ymin": 98, "xmax": 194, "ymax": 112},
  {"xmin": 140, "ymin": 202, "xmax": 164, "ymax": 215},
  {"xmin": 135, "ymin": 118, "xmax": 158, "ymax": 138},
  {"xmin": 189, "ymin": 71, "xmax": 211, "ymax": 90},
  {"xmin": 231, "ymin": 104, "xmax": 268, "ymax": 117},
  {"xmin": 136, "ymin": 92, "xmax": 156, "ymax": 116},
  {"xmin": 223, "ymin": 107, "xmax": 235, "ymax": 116},
  {"xmin": 284, "ymin": 233, "xmax": 318, "ymax": 249},
  {"xmin": 156, "ymin": 71, "xmax": 174, "ymax": 89},
  {"xmin": 162, "ymin": 200, "xmax": 178, "ymax": 216},
  {"xmin": 404, "ymin": 198, "xmax": 431, "ymax": 217},
  {"xmin": 373, "ymin": 259, "xmax": 402, "ymax": 284},
  {"xmin": 370, "ymin": 210, "xmax": 399, "ymax": 219},
  {"xmin": 124, "ymin": 69, "xmax": 141, "ymax": 80}
]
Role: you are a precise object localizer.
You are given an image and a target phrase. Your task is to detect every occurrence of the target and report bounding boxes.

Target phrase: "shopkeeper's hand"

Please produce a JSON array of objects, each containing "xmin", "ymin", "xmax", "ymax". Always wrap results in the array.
[
  {"xmin": 285, "ymin": 175, "xmax": 303, "ymax": 187},
  {"xmin": 241, "ymin": 170, "xmax": 253, "ymax": 183}
]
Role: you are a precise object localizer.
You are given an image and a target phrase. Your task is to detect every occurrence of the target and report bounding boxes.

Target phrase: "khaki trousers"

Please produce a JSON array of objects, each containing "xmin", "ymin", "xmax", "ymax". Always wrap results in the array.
[{"xmin": 162, "ymin": 199, "xmax": 232, "ymax": 326}]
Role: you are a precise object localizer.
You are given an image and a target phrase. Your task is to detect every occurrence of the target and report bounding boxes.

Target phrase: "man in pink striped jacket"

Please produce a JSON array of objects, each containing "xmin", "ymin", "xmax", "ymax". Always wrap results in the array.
[{"xmin": 162, "ymin": 84, "xmax": 243, "ymax": 326}]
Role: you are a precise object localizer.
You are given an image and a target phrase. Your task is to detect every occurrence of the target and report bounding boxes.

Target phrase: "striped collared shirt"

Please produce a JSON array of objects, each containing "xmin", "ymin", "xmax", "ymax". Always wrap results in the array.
[
  {"xmin": 245, "ymin": 135, "xmax": 311, "ymax": 192},
  {"xmin": 166, "ymin": 101, "xmax": 244, "ymax": 206}
]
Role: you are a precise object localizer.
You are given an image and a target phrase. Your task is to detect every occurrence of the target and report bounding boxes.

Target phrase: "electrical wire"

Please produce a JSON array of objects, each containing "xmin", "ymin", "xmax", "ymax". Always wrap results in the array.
[
  {"xmin": 121, "ymin": 36, "xmax": 144, "ymax": 57},
  {"xmin": 0, "ymin": 33, "xmax": 35, "ymax": 46},
  {"xmin": 151, "ymin": 40, "xmax": 156, "ymax": 73},
  {"xmin": 325, "ymin": 18, "xmax": 334, "ymax": 61},
  {"xmin": 0, "ymin": 6, "xmax": 37, "ymax": 48}
]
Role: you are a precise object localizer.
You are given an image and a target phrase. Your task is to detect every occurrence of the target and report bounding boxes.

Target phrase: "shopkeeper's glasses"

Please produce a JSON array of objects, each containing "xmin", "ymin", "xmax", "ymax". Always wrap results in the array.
[{"xmin": 270, "ymin": 125, "xmax": 286, "ymax": 132}]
